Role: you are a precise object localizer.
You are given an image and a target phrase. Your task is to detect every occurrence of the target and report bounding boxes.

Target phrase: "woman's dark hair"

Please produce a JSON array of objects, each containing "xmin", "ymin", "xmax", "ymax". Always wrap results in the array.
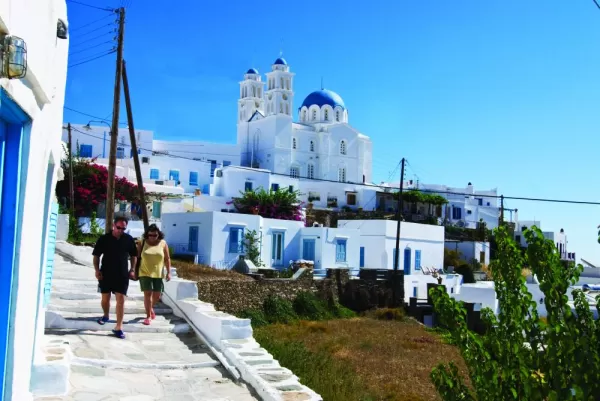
[{"xmin": 143, "ymin": 224, "xmax": 164, "ymax": 240}]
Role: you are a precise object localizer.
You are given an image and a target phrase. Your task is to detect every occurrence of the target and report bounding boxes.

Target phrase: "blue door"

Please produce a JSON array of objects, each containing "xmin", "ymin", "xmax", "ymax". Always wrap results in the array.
[
  {"xmin": 303, "ymin": 239, "xmax": 316, "ymax": 261},
  {"xmin": 359, "ymin": 247, "xmax": 365, "ymax": 268},
  {"xmin": 403, "ymin": 248, "xmax": 412, "ymax": 275},
  {"xmin": 188, "ymin": 226, "xmax": 199, "ymax": 253},
  {"xmin": 43, "ymin": 203, "xmax": 59, "ymax": 307},
  {"xmin": 0, "ymin": 90, "xmax": 30, "ymax": 401}
]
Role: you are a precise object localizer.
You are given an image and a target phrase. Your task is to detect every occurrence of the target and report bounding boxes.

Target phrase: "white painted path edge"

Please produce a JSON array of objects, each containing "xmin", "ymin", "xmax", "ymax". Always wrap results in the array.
[{"xmin": 54, "ymin": 241, "xmax": 323, "ymax": 401}]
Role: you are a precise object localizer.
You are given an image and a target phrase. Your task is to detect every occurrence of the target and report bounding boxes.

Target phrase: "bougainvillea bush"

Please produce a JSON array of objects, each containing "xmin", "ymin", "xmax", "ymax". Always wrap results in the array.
[
  {"xmin": 229, "ymin": 188, "xmax": 304, "ymax": 221},
  {"xmin": 56, "ymin": 158, "xmax": 144, "ymax": 217}
]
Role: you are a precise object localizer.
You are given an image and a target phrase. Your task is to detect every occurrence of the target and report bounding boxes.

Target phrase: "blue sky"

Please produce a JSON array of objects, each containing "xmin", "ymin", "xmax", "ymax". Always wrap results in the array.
[{"xmin": 64, "ymin": 0, "xmax": 600, "ymax": 264}]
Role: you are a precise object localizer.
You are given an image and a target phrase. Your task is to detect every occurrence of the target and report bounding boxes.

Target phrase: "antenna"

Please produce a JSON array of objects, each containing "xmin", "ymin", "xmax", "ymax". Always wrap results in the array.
[
  {"xmin": 321, "ymin": 76, "xmax": 324, "ymax": 90},
  {"xmin": 279, "ymin": 37, "xmax": 284, "ymax": 57}
]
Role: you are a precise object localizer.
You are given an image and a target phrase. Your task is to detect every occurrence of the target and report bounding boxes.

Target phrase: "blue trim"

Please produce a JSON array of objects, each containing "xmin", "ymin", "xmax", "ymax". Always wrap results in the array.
[
  {"xmin": 415, "ymin": 250, "xmax": 421, "ymax": 271},
  {"xmin": 272, "ymin": 231, "xmax": 285, "ymax": 266},
  {"xmin": 359, "ymin": 247, "xmax": 365, "ymax": 268},
  {"xmin": 403, "ymin": 248, "xmax": 412, "ymax": 275},
  {"xmin": 102, "ymin": 131, "xmax": 106, "ymax": 158},
  {"xmin": 0, "ymin": 88, "xmax": 31, "ymax": 401},
  {"xmin": 303, "ymin": 239, "xmax": 316, "ymax": 261}
]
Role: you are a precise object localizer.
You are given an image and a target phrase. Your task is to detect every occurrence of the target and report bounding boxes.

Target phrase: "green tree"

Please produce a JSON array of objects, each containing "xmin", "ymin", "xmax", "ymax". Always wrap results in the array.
[
  {"xmin": 244, "ymin": 229, "xmax": 263, "ymax": 267},
  {"xmin": 430, "ymin": 225, "xmax": 600, "ymax": 401}
]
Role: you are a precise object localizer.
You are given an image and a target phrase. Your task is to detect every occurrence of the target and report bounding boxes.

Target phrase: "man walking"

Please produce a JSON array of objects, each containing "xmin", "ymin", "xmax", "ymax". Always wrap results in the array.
[{"xmin": 92, "ymin": 216, "xmax": 137, "ymax": 339}]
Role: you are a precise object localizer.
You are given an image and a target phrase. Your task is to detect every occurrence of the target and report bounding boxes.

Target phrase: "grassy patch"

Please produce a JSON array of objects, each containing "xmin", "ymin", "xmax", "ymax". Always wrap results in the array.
[
  {"xmin": 255, "ymin": 318, "xmax": 468, "ymax": 401},
  {"xmin": 368, "ymin": 307, "xmax": 406, "ymax": 321},
  {"xmin": 171, "ymin": 259, "xmax": 253, "ymax": 282},
  {"xmin": 263, "ymin": 295, "xmax": 297, "ymax": 324}
]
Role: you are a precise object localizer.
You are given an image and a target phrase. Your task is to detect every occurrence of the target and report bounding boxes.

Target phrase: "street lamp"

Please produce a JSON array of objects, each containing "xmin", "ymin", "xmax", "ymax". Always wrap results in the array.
[{"xmin": 84, "ymin": 120, "xmax": 111, "ymax": 130}]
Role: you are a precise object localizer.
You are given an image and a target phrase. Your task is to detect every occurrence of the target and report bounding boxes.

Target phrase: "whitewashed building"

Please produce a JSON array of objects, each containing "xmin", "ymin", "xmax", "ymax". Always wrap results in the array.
[
  {"xmin": 445, "ymin": 240, "xmax": 491, "ymax": 266},
  {"xmin": 337, "ymin": 220, "xmax": 445, "ymax": 273},
  {"xmin": 0, "ymin": 1, "xmax": 69, "ymax": 399},
  {"xmin": 162, "ymin": 211, "xmax": 360, "ymax": 271},
  {"xmin": 513, "ymin": 220, "xmax": 574, "ymax": 262}
]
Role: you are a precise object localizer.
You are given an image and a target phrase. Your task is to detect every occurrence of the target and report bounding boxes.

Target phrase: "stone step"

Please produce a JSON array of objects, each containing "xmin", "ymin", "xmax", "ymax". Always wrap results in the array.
[
  {"xmin": 44, "ymin": 330, "xmax": 220, "ymax": 368},
  {"xmin": 50, "ymin": 290, "xmax": 146, "ymax": 302},
  {"xmin": 46, "ymin": 311, "xmax": 190, "ymax": 334},
  {"xmin": 48, "ymin": 298, "xmax": 172, "ymax": 315}
]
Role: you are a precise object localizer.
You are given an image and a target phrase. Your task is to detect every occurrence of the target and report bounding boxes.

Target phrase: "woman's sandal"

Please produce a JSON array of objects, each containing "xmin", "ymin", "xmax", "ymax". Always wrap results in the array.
[{"xmin": 143, "ymin": 318, "xmax": 151, "ymax": 326}]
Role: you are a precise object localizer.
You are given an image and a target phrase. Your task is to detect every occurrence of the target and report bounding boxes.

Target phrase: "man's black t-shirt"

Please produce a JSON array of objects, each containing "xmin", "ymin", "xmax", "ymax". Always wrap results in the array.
[{"xmin": 92, "ymin": 233, "xmax": 137, "ymax": 278}]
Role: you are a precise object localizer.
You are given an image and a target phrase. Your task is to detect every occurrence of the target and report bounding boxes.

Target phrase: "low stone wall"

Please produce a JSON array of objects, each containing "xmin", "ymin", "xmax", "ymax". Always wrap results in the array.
[{"xmin": 196, "ymin": 267, "xmax": 405, "ymax": 315}]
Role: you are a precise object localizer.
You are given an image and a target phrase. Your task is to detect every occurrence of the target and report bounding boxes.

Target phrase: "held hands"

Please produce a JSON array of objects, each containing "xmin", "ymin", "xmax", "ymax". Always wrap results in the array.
[{"xmin": 166, "ymin": 273, "xmax": 172, "ymax": 282}]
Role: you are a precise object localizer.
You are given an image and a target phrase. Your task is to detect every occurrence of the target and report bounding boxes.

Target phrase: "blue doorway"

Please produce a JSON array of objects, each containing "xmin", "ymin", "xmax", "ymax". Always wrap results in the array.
[
  {"xmin": 0, "ymin": 89, "xmax": 31, "ymax": 401},
  {"xmin": 403, "ymin": 248, "xmax": 412, "ymax": 275},
  {"xmin": 303, "ymin": 239, "xmax": 316, "ymax": 261}
]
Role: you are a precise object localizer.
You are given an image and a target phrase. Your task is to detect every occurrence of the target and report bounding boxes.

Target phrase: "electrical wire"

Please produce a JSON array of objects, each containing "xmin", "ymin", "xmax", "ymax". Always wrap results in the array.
[
  {"xmin": 69, "ymin": 41, "xmax": 115, "ymax": 56},
  {"xmin": 593, "ymin": 0, "xmax": 600, "ymax": 10},
  {"xmin": 71, "ymin": 14, "xmax": 116, "ymax": 32},
  {"xmin": 68, "ymin": 50, "xmax": 116, "ymax": 68},
  {"xmin": 72, "ymin": 23, "xmax": 116, "ymax": 39},
  {"xmin": 63, "ymin": 107, "xmax": 127, "ymax": 126},
  {"xmin": 70, "ymin": 32, "xmax": 117, "ymax": 49},
  {"xmin": 66, "ymin": 0, "xmax": 115, "ymax": 12}
]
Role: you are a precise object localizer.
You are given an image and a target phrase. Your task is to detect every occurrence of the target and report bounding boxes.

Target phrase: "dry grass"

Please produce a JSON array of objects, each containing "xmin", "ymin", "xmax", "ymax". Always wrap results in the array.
[
  {"xmin": 171, "ymin": 259, "xmax": 253, "ymax": 282},
  {"xmin": 254, "ymin": 317, "xmax": 469, "ymax": 401}
]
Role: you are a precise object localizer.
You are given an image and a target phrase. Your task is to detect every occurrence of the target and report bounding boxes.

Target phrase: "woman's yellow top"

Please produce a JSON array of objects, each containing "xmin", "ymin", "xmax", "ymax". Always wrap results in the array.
[{"xmin": 139, "ymin": 240, "xmax": 166, "ymax": 278}]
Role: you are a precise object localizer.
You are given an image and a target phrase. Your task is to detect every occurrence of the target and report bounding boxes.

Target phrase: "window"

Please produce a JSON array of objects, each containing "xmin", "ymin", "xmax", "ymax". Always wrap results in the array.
[
  {"xmin": 117, "ymin": 146, "xmax": 125, "ymax": 159},
  {"xmin": 252, "ymin": 86, "xmax": 256, "ymax": 97},
  {"xmin": 189, "ymin": 171, "xmax": 198, "ymax": 186},
  {"xmin": 336, "ymin": 239, "xmax": 347, "ymax": 262},
  {"xmin": 480, "ymin": 251, "xmax": 485, "ymax": 264},
  {"xmin": 452, "ymin": 207, "xmax": 462, "ymax": 220},
  {"xmin": 415, "ymin": 250, "xmax": 421, "ymax": 271},
  {"xmin": 209, "ymin": 160, "xmax": 217, "ymax": 177},
  {"xmin": 413, "ymin": 287, "xmax": 418, "ymax": 298},
  {"xmin": 477, "ymin": 198, "xmax": 483, "ymax": 206},
  {"xmin": 359, "ymin": 247, "xmax": 365, "ymax": 268},
  {"xmin": 79, "ymin": 144, "xmax": 92, "ymax": 158},
  {"xmin": 307, "ymin": 164, "xmax": 315, "ymax": 179},
  {"xmin": 346, "ymin": 193, "xmax": 357, "ymax": 205},
  {"xmin": 152, "ymin": 201, "xmax": 161, "ymax": 218},
  {"xmin": 280, "ymin": 103, "xmax": 283, "ymax": 113},
  {"xmin": 308, "ymin": 191, "xmax": 320, "ymax": 202},
  {"xmin": 336, "ymin": 110, "xmax": 340, "ymax": 122},
  {"xmin": 312, "ymin": 110, "xmax": 317, "ymax": 120},
  {"xmin": 169, "ymin": 170, "xmax": 180, "ymax": 182},
  {"xmin": 223, "ymin": 160, "xmax": 231, "ymax": 166},
  {"xmin": 150, "ymin": 168, "xmax": 159, "ymax": 180},
  {"xmin": 285, "ymin": 103, "xmax": 289, "ymax": 115},
  {"xmin": 271, "ymin": 183, "xmax": 280, "ymax": 191},
  {"xmin": 292, "ymin": 138, "xmax": 297, "ymax": 149},
  {"xmin": 280, "ymin": 77, "xmax": 284, "ymax": 88},
  {"xmin": 324, "ymin": 109, "xmax": 329, "ymax": 121},
  {"xmin": 288, "ymin": 185, "xmax": 294, "ymax": 193},
  {"xmin": 310, "ymin": 140, "xmax": 315, "ymax": 152},
  {"xmin": 290, "ymin": 167, "xmax": 300, "ymax": 178},
  {"xmin": 119, "ymin": 202, "xmax": 127, "ymax": 212},
  {"xmin": 130, "ymin": 148, "xmax": 141, "ymax": 158},
  {"xmin": 245, "ymin": 181, "xmax": 253, "ymax": 192},
  {"xmin": 338, "ymin": 167, "xmax": 346, "ymax": 182},
  {"xmin": 515, "ymin": 235, "xmax": 521, "ymax": 243},
  {"xmin": 340, "ymin": 140, "xmax": 347, "ymax": 155},
  {"xmin": 228, "ymin": 227, "xmax": 244, "ymax": 253},
  {"xmin": 302, "ymin": 110, "xmax": 307, "ymax": 121}
]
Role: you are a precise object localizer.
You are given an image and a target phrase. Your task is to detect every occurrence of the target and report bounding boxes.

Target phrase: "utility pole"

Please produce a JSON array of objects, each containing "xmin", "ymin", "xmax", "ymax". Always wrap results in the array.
[
  {"xmin": 67, "ymin": 123, "xmax": 75, "ymax": 214},
  {"xmin": 122, "ymin": 59, "xmax": 149, "ymax": 231},
  {"xmin": 499, "ymin": 195, "xmax": 504, "ymax": 227},
  {"xmin": 392, "ymin": 158, "xmax": 405, "ymax": 306},
  {"xmin": 105, "ymin": 6, "xmax": 125, "ymax": 233}
]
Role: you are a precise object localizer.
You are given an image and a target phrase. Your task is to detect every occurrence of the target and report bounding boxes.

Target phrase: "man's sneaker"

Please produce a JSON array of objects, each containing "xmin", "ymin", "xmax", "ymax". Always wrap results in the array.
[
  {"xmin": 97, "ymin": 316, "xmax": 109, "ymax": 325},
  {"xmin": 112, "ymin": 329, "xmax": 125, "ymax": 339}
]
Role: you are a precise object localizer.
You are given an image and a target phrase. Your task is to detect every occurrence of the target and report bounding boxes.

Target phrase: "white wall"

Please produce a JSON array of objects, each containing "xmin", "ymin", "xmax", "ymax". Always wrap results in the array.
[
  {"xmin": 404, "ymin": 274, "xmax": 462, "ymax": 303},
  {"xmin": 301, "ymin": 227, "xmax": 360, "ymax": 270},
  {"xmin": 63, "ymin": 124, "xmax": 154, "ymax": 159},
  {"xmin": 445, "ymin": 241, "xmax": 490, "ymax": 265},
  {"xmin": 338, "ymin": 220, "xmax": 445, "ymax": 272},
  {"xmin": 0, "ymin": 0, "xmax": 69, "ymax": 399}
]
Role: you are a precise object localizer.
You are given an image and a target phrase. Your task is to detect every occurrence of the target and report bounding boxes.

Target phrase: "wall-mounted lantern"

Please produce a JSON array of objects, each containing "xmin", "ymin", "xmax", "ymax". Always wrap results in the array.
[
  {"xmin": 57, "ymin": 19, "xmax": 68, "ymax": 40},
  {"xmin": 0, "ymin": 35, "xmax": 27, "ymax": 79}
]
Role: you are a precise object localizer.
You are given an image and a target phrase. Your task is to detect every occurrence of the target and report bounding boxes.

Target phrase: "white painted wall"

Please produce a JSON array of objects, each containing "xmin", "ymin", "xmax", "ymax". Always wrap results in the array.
[
  {"xmin": 337, "ymin": 220, "xmax": 445, "ymax": 272},
  {"xmin": 0, "ymin": 0, "xmax": 69, "ymax": 399},
  {"xmin": 445, "ymin": 241, "xmax": 490, "ymax": 265},
  {"xmin": 404, "ymin": 274, "xmax": 462, "ymax": 303},
  {"xmin": 62, "ymin": 124, "xmax": 154, "ymax": 159},
  {"xmin": 301, "ymin": 227, "xmax": 361, "ymax": 270}
]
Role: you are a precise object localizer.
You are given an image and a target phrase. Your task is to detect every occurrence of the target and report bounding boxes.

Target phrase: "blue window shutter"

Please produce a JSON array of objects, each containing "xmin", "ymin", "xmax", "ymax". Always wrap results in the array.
[
  {"xmin": 189, "ymin": 171, "xmax": 198, "ymax": 186},
  {"xmin": 271, "ymin": 183, "xmax": 279, "ymax": 192},
  {"xmin": 336, "ymin": 239, "xmax": 347, "ymax": 262},
  {"xmin": 415, "ymin": 250, "xmax": 421, "ymax": 270},
  {"xmin": 229, "ymin": 228, "xmax": 244, "ymax": 253},
  {"xmin": 223, "ymin": 160, "xmax": 231, "ymax": 166},
  {"xmin": 150, "ymin": 169, "xmax": 159, "ymax": 179},
  {"xmin": 79, "ymin": 144, "xmax": 92, "ymax": 158},
  {"xmin": 413, "ymin": 287, "xmax": 418, "ymax": 298},
  {"xmin": 359, "ymin": 247, "xmax": 365, "ymax": 267},
  {"xmin": 209, "ymin": 160, "xmax": 217, "ymax": 177},
  {"xmin": 245, "ymin": 182, "xmax": 253, "ymax": 192},
  {"xmin": 169, "ymin": 170, "xmax": 179, "ymax": 182}
]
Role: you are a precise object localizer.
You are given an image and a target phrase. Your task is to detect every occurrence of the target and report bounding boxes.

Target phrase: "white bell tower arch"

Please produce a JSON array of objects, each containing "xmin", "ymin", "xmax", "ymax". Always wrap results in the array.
[
  {"xmin": 238, "ymin": 68, "xmax": 265, "ymax": 123},
  {"xmin": 265, "ymin": 57, "xmax": 294, "ymax": 117}
]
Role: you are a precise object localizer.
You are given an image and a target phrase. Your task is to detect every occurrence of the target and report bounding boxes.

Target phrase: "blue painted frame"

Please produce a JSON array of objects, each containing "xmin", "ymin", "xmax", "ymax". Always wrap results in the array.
[{"xmin": 0, "ymin": 88, "xmax": 32, "ymax": 401}]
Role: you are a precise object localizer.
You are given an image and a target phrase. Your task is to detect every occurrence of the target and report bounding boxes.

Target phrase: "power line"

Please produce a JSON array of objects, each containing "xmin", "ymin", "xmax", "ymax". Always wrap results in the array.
[
  {"xmin": 63, "ymin": 107, "xmax": 128, "ymax": 126},
  {"xmin": 68, "ymin": 50, "xmax": 116, "ymax": 68},
  {"xmin": 69, "ymin": 41, "xmax": 115, "ymax": 56},
  {"xmin": 593, "ymin": 0, "xmax": 600, "ymax": 10},
  {"xmin": 66, "ymin": 0, "xmax": 115, "ymax": 12},
  {"xmin": 66, "ymin": 127, "xmax": 600, "ymax": 207},
  {"xmin": 71, "ymin": 23, "xmax": 116, "ymax": 39},
  {"xmin": 70, "ymin": 32, "xmax": 117, "ymax": 49},
  {"xmin": 71, "ymin": 14, "xmax": 116, "ymax": 32}
]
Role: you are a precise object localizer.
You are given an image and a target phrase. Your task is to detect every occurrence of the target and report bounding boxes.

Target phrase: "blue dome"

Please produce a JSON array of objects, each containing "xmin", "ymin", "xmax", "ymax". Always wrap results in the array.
[
  {"xmin": 274, "ymin": 57, "xmax": 287, "ymax": 65},
  {"xmin": 246, "ymin": 68, "xmax": 259, "ymax": 74},
  {"xmin": 300, "ymin": 89, "xmax": 346, "ymax": 110}
]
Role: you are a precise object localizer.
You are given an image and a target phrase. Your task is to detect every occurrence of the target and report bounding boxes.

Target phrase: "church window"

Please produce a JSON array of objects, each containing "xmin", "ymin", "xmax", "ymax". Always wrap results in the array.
[
  {"xmin": 302, "ymin": 110, "xmax": 307, "ymax": 121},
  {"xmin": 324, "ymin": 109, "xmax": 329, "ymax": 121},
  {"xmin": 280, "ymin": 77, "xmax": 284, "ymax": 88},
  {"xmin": 280, "ymin": 103, "xmax": 283, "ymax": 113},
  {"xmin": 310, "ymin": 140, "xmax": 314, "ymax": 152},
  {"xmin": 285, "ymin": 103, "xmax": 289, "ymax": 115},
  {"xmin": 340, "ymin": 140, "xmax": 347, "ymax": 155},
  {"xmin": 290, "ymin": 166, "xmax": 300, "ymax": 178},
  {"xmin": 336, "ymin": 110, "xmax": 340, "ymax": 122},
  {"xmin": 312, "ymin": 110, "xmax": 317, "ymax": 121},
  {"xmin": 292, "ymin": 138, "xmax": 297, "ymax": 149},
  {"xmin": 286, "ymin": 79, "xmax": 290, "ymax": 90},
  {"xmin": 252, "ymin": 86, "xmax": 256, "ymax": 97},
  {"xmin": 338, "ymin": 167, "xmax": 346, "ymax": 183},
  {"xmin": 307, "ymin": 164, "xmax": 315, "ymax": 179}
]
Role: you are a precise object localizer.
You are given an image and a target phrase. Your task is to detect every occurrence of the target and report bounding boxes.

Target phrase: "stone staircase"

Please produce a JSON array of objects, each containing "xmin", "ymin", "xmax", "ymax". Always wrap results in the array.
[{"xmin": 38, "ymin": 251, "xmax": 257, "ymax": 400}]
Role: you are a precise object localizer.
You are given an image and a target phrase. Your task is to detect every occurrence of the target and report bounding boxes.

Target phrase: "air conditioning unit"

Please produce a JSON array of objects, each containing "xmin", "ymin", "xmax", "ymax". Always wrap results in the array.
[
  {"xmin": 141, "ymin": 156, "xmax": 150, "ymax": 164},
  {"xmin": 216, "ymin": 170, "xmax": 223, "ymax": 177}
]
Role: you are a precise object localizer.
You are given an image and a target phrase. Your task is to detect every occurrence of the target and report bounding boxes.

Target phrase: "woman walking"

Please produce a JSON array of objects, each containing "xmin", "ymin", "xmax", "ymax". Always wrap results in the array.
[{"xmin": 137, "ymin": 224, "xmax": 171, "ymax": 325}]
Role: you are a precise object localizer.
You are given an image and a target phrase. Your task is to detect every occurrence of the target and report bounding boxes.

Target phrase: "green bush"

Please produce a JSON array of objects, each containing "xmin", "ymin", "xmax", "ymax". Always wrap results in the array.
[
  {"xmin": 238, "ymin": 309, "xmax": 268, "ymax": 327},
  {"xmin": 454, "ymin": 263, "xmax": 475, "ymax": 284},
  {"xmin": 263, "ymin": 295, "xmax": 297, "ymax": 324},
  {"xmin": 332, "ymin": 303, "xmax": 357, "ymax": 319},
  {"xmin": 293, "ymin": 292, "xmax": 333, "ymax": 320}
]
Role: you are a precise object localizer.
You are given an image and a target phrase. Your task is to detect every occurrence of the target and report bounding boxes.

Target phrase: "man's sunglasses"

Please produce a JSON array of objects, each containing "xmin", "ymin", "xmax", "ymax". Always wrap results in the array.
[{"xmin": 115, "ymin": 226, "xmax": 126, "ymax": 230}]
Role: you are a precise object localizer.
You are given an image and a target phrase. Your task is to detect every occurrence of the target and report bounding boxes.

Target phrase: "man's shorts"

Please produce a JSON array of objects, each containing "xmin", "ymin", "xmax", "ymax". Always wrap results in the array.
[
  {"xmin": 98, "ymin": 275, "xmax": 129, "ymax": 296},
  {"xmin": 139, "ymin": 277, "xmax": 164, "ymax": 293}
]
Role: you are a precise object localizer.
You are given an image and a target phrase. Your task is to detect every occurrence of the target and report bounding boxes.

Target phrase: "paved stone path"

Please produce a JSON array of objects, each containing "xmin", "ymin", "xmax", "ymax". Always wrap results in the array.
[{"xmin": 36, "ymin": 251, "xmax": 258, "ymax": 401}]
